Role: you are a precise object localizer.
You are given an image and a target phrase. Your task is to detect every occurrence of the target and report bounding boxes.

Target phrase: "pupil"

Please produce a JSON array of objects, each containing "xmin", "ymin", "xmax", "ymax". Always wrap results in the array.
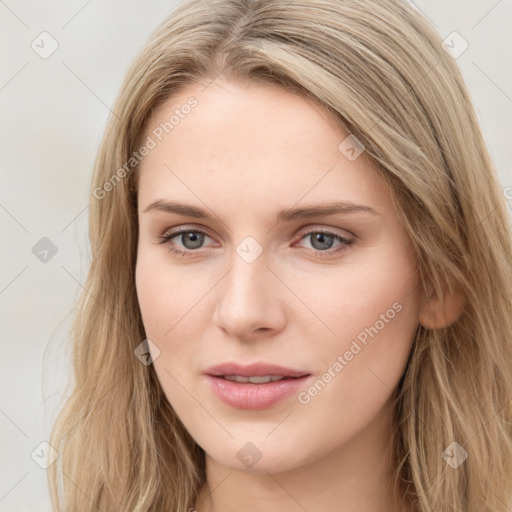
[
  {"xmin": 184, "ymin": 232, "xmax": 203, "ymax": 249},
  {"xmin": 312, "ymin": 233, "xmax": 333, "ymax": 250}
]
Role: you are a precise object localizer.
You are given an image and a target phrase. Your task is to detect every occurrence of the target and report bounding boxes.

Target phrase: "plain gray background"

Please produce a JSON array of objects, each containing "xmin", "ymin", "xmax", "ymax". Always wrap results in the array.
[{"xmin": 1, "ymin": 1, "xmax": 511, "ymax": 510}]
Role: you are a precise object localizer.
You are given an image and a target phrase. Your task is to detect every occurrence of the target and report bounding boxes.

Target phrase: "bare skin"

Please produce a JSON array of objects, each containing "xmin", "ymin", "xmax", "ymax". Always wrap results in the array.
[{"xmin": 135, "ymin": 78, "xmax": 463, "ymax": 512}]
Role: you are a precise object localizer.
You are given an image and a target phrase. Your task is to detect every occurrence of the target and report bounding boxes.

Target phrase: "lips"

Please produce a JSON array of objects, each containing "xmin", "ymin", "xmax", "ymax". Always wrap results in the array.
[
  {"xmin": 204, "ymin": 362, "xmax": 312, "ymax": 410},
  {"xmin": 204, "ymin": 362, "xmax": 310, "ymax": 379}
]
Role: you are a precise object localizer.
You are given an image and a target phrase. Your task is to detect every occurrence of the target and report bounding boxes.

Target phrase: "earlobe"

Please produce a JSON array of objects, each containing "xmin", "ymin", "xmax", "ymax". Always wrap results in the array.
[{"xmin": 418, "ymin": 279, "xmax": 467, "ymax": 330}]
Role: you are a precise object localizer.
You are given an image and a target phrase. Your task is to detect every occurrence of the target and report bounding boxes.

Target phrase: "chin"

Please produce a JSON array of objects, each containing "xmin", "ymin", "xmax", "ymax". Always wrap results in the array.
[{"xmin": 203, "ymin": 436, "xmax": 312, "ymax": 475}]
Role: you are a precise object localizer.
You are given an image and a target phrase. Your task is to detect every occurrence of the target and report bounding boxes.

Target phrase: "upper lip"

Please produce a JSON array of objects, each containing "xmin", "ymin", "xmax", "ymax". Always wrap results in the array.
[{"xmin": 204, "ymin": 362, "xmax": 310, "ymax": 378}]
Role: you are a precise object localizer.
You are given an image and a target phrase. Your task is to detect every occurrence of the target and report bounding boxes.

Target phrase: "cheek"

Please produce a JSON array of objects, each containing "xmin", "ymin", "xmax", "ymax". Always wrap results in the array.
[
  {"xmin": 135, "ymin": 255, "xmax": 199, "ymax": 408},
  {"xmin": 135, "ymin": 256, "xmax": 168, "ymax": 338},
  {"xmin": 305, "ymin": 242, "xmax": 420, "ymax": 350},
  {"xmin": 297, "ymin": 250, "xmax": 420, "ymax": 426},
  {"xmin": 135, "ymin": 249, "xmax": 210, "ymax": 383},
  {"xmin": 135, "ymin": 248, "xmax": 206, "ymax": 339}
]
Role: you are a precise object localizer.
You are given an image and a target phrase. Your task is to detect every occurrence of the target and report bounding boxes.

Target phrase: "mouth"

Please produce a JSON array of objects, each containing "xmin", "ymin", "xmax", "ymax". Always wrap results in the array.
[
  {"xmin": 204, "ymin": 362, "xmax": 312, "ymax": 410},
  {"xmin": 220, "ymin": 374, "xmax": 302, "ymax": 383},
  {"xmin": 204, "ymin": 361, "xmax": 309, "ymax": 379}
]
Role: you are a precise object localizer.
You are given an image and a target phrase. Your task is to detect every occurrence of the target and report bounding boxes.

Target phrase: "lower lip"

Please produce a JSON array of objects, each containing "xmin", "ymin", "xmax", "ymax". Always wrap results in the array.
[{"xmin": 205, "ymin": 375, "xmax": 311, "ymax": 410}]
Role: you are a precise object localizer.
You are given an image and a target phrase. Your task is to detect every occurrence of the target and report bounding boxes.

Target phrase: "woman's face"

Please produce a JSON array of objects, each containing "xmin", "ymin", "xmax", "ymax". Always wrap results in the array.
[{"xmin": 135, "ymin": 79, "xmax": 424, "ymax": 473}]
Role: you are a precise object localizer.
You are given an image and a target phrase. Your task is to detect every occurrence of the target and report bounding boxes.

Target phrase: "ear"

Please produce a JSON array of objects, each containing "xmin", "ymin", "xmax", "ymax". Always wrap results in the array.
[{"xmin": 418, "ymin": 278, "xmax": 466, "ymax": 329}]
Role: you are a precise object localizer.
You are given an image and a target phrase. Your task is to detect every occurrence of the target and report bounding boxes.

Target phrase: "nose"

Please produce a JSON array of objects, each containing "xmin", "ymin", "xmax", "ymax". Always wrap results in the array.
[{"xmin": 212, "ymin": 249, "xmax": 286, "ymax": 342}]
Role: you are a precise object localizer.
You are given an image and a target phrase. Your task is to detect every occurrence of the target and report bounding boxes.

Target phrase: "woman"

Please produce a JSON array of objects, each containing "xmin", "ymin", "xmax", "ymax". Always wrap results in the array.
[{"xmin": 48, "ymin": 0, "xmax": 512, "ymax": 510}]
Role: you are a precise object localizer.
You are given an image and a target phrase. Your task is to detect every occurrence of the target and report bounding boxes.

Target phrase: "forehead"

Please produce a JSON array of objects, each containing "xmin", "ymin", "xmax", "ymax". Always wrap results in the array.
[{"xmin": 137, "ymin": 80, "xmax": 389, "ymax": 214}]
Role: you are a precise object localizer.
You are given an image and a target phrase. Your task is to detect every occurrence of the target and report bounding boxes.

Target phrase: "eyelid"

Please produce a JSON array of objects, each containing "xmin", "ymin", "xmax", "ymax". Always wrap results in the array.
[
  {"xmin": 161, "ymin": 224, "xmax": 216, "ymax": 240},
  {"xmin": 296, "ymin": 224, "xmax": 357, "ymax": 240},
  {"xmin": 160, "ymin": 223, "xmax": 355, "ymax": 240}
]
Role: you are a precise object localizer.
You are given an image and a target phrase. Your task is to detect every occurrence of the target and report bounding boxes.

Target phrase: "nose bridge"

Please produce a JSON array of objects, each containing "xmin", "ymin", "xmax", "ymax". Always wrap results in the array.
[
  {"xmin": 222, "ymin": 248, "xmax": 270, "ymax": 316},
  {"xmin": 213, "ymin": 242, "xmax": 282, "ymax": 338}
]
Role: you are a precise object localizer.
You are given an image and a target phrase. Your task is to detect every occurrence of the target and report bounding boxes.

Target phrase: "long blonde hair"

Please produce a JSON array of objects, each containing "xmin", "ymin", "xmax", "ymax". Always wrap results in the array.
[{"xmin": 48, "ymin": 0, "xmax": 512, "ymax": 510}]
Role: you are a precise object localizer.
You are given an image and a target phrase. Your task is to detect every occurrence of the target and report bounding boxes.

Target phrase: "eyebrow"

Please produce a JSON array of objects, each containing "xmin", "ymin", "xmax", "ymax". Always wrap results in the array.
[{"xmin": 142, "ymin": 199, "xmax": 381, "ymax": 223}]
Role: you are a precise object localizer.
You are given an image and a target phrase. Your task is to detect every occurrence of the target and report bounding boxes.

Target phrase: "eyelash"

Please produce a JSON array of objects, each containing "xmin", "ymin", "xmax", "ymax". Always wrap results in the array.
[{"xmin": 157, "ymin": 228, "xmax": 354, "ymax": 258}]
